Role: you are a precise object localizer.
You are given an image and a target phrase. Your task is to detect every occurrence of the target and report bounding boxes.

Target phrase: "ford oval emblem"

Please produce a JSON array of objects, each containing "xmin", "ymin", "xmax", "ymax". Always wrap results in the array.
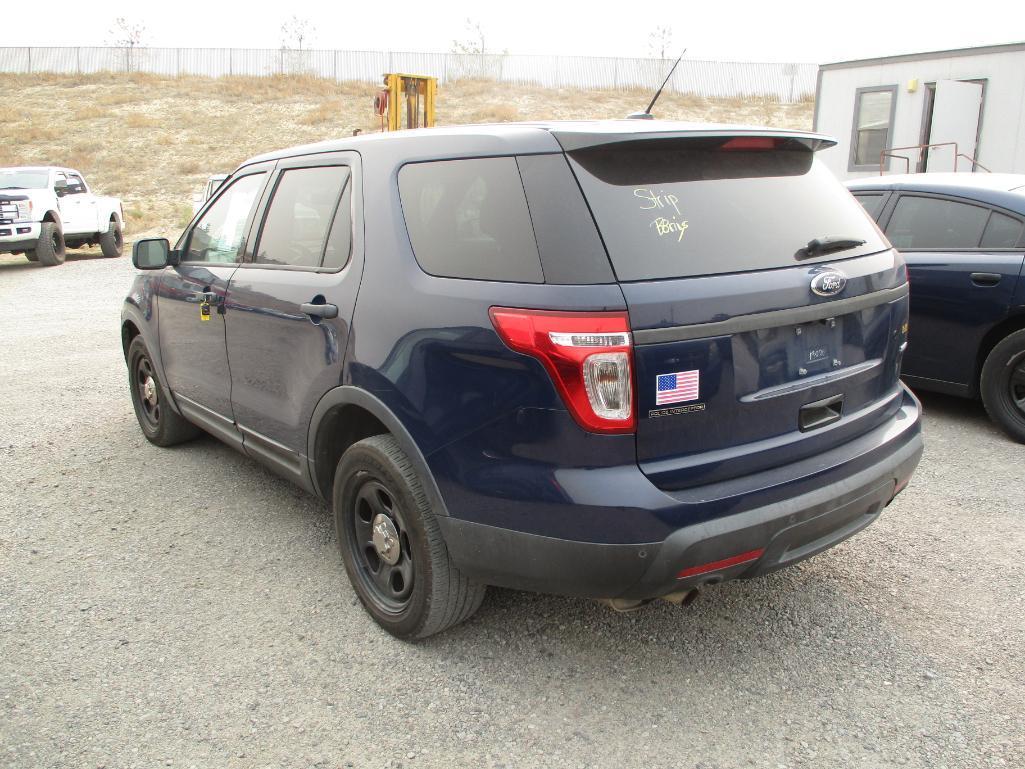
[{"xmin": 810, "ymin": 269, "xmax": 847, "ymax": 297}]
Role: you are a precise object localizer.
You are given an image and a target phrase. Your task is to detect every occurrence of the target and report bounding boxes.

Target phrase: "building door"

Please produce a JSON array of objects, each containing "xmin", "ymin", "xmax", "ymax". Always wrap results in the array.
[{"xmin": 924, "ymin": 80, "xmax": 984, "ymax": 173}]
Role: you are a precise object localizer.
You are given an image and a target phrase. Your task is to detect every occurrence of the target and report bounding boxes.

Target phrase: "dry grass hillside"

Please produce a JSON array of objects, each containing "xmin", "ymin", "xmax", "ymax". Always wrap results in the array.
[{"xmin": 0, "ymin": 72, "xmax": 813, "ymax": 240}]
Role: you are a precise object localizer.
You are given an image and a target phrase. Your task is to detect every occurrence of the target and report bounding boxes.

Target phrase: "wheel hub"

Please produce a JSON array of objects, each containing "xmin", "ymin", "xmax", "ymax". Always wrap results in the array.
[
  {"xmin": 142, "ymin": 376, "xmax": 157, "ymax": 406},
  {"xmin": 371, "ymin": 513, "xmax": 401, "ymax": 565}
]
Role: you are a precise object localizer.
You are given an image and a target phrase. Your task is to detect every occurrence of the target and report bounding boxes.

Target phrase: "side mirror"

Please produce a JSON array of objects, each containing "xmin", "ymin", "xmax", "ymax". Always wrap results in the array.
[
  {"xmin": 132, "ymin": 238, "xmax": 177, "ymax": 269},
  {"xmin": 54, "ymin": 179, "xmax": 69, "ymax": 196}
]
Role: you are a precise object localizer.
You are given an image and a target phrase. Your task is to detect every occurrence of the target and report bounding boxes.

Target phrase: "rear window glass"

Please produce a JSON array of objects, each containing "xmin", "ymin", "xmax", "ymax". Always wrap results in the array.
[
  {"xmin": 980, "ymin": 211, "xmax": 1023, "ymax": 249},
  {"xmin": 852, "ymin": 192, "xmax": 886, "ymax": 220},
  {"xmin": 886, "ymin": 195, "xmax": 989, "ymax": 250},
  {"xmin": 567, "ymin": 137, "xmax": 888, "ymax": 281},
  {"xmin": 399, "ymin": 157, "xmax": 543, "ymax": 283}
]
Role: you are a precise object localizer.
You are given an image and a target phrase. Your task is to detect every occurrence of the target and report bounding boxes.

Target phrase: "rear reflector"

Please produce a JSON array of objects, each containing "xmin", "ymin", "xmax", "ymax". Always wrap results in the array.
[
  {"xmin": 676, "ymin": 548, "xmax": 765, "ymax": 579},
  {"xmin": 489, "ymin": 307, "xmax": 635, "ymax": 434}
]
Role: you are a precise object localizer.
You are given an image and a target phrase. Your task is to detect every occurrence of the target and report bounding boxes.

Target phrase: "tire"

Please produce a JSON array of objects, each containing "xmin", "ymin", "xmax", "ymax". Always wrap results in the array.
[
  {"xmin": 334, "ymin": 435, "xmax": 486, "ymax": 640},
  {"xmin": 127, "ymin": 336, "xmax": 202, "ymax": 447},
  {"xmin": 99, "ymin": 218, "xmax": 124, "ymax": 258},
  {"xmin": 980, "ymin": 328, "xmax": 1025, "ymax": 443},
  {"xmin": 36, "ymin": 221, "xmax": 66, "ymax": 266},
  {"xmin": 25, "ymin": 250, "xmax": 38, "ymax": 262}
]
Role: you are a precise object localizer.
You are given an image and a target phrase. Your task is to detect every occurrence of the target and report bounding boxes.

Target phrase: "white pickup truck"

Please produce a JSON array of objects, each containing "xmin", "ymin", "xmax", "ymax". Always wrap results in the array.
[{"xmin": 0, "ymin": 166, "xmax": 125, "ymax": 266}]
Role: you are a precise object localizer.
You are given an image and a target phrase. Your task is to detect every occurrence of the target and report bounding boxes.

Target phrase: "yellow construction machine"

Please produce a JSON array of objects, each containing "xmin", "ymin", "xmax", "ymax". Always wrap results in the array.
[{"xmin": 373, "ymin": 73, "xmax": 437, "ymax": 131}]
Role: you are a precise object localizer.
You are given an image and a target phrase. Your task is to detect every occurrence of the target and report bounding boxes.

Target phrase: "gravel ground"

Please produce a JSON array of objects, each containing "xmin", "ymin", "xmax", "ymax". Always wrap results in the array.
[{"xmin": 1, "ymin": 251, "xmax": 1023, "ymax": 769}]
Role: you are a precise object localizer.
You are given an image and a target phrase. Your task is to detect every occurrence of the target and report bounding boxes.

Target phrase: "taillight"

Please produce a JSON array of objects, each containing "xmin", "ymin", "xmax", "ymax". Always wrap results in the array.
[{"xmin": 489, "ymin": 307, "xmax": 635, "ymax": 434}]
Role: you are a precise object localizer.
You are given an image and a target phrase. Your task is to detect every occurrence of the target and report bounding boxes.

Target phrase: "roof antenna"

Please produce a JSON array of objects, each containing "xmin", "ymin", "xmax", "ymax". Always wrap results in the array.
[{"xmin": 628, "ymin": 48, "xmax": 687, "ymax": 120}]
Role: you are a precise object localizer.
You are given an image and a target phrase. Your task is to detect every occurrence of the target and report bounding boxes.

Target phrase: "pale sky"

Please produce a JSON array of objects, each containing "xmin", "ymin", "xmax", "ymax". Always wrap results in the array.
[{"xmin": 2, "ymin": 0, "xmax": 1022, "ymax": 65}]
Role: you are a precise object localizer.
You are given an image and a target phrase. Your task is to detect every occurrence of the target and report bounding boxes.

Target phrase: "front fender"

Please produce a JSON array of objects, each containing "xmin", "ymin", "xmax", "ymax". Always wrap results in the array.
[{"xmin": 121, "ymin": 273, "xmax": 181, "ymax": 416}]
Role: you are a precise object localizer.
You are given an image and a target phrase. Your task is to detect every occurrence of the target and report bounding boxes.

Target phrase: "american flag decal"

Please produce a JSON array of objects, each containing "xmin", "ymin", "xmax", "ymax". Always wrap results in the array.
[{"xmin": 656, "ymin": 370, "xmax": 700, "ymax": 405}]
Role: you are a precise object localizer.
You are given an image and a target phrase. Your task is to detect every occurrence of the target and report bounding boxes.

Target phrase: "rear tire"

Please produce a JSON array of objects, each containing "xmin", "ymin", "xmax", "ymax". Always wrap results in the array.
[
  {"xmin": 127, "ymin": 336, "xmax": 202, "ymax": 447},
  {"xmin": 333, "ymin": 435, "xmax": 486, "ymax": 640},
  {"xmin": 980, "ymin": 328, "xmax": 1025, "ymax": 443},
  {"xmin": 99, "ymin": 218, "xmax": 124, "ymax": 258},
  {"xmin": 36, "ymin": 221, "xmax": 66, "ymax": 266}
]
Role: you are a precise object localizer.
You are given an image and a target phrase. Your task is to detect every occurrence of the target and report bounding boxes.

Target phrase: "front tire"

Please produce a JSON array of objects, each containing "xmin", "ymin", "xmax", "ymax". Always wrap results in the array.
[
  {"xmin": 980, "ymin": 328, "xmax": 1025, "ymax": 443},
  {"xmin": 99, "ymin": 218, "xmax": 124, "ymax": 258},
  {"xmin": 25, "ymin": 250, "xmax": 38, "ymax": 262},
  {"xmin": 333, "ymin": 435, "xmax": 486, "ymax": 640},
  {"xmin": 127, "ymin": 336, "xmax": 202, "ymax": 447},
  {"xmin": 36, "ymin": 221, "xmax": 66, "ymax": 266}
]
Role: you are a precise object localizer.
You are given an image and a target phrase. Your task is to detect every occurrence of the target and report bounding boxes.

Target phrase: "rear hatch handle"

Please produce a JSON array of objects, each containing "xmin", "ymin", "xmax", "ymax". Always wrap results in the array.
[{"xmin": 799, "ymin": 394, "xmax": 844, "ymax": 432}]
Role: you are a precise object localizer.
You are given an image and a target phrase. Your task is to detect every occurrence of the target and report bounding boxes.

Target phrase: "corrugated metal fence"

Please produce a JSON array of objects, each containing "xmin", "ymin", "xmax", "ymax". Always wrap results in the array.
[{"xmin": 0, "ymin": 47, "xmax": 817, "ymax": 102}]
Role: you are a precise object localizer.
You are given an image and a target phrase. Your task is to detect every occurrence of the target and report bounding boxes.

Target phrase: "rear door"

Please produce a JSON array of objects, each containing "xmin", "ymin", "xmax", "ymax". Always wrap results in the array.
[
  {"xmin": 563, "ymin": 133, "xmax": 906, "ymax": 490},
  {"xmin": 223, "ymin": 152, "xmax": 364, "ymax": 482},
  {"xmin": 880, "ymin": 193, "xmax": 1025, "ymax": 386},
  {"xmin": 159, "ymin": 167, "xmax": 271, "ymax": 440}
]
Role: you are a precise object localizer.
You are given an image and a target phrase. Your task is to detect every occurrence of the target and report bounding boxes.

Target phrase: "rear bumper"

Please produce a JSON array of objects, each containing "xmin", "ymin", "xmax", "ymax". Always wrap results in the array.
[{"xmin": 439, "ymin": 387, "xmax": 923, "ymax": 600}]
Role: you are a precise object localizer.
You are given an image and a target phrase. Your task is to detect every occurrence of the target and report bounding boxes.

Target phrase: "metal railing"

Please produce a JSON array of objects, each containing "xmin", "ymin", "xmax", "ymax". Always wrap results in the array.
[
  {"xmin": 880, "ymin": 142, "xmax": 991, "ymax": 174},
  {"xmin": 0, "ymin": 46, "xmax": 818, "ymax": 102}
]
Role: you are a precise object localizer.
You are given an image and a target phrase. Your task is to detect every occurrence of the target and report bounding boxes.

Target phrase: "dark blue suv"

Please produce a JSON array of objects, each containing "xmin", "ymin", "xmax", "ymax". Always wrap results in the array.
[
  {"xmin": 123, "ymin": 122, "xmax": 923, "ymax": 639},
  {"xmin": 848, "ymin": 174, "xmax": 1025, "ymax": 442}
]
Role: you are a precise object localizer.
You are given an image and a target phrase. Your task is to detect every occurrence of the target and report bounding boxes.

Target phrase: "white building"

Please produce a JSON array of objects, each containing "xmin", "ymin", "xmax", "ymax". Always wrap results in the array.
[{"xmin": 813, "ymin": 42, "xmax": 1025, "ymax": 181}]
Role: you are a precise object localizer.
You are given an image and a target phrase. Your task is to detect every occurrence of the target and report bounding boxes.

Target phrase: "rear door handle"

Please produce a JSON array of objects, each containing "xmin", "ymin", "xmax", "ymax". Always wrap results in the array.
[
  {"xmin": 970, "ymin": 272, "xmax": 1002, "ymax": 286},
  {"xmin": 301, "ymin": 302, "xmax": 338, "ymax": 319}
]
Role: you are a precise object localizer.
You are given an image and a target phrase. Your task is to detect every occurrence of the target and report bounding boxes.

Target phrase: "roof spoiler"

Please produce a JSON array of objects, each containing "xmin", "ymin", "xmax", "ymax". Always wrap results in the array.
[{"xmin": 551, "ymin": 129, "xmax": 837, "ymax": 153}]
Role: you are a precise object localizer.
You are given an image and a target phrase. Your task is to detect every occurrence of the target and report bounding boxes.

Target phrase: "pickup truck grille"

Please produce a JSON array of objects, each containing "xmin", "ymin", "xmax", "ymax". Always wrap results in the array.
[{"xmin": 0, "ymin": 201, "xmax": 19, "ymax": 224}]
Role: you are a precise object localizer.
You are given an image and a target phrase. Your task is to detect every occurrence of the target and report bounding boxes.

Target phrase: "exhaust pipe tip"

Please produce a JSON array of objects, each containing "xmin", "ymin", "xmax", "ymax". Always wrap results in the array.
[{"xmin": 661, "ymin": 587, "xmax": 700, "ymax": 607}]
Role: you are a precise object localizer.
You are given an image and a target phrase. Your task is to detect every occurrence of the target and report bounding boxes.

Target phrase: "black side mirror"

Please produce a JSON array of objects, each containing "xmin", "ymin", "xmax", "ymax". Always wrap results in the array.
[
  {"xmin": 54, "ymin": 179, "xmax": 69, "ymax": 196},
  {"xmin": 132, "ymin": 238, "xmax": 177, "ymax": 269}
]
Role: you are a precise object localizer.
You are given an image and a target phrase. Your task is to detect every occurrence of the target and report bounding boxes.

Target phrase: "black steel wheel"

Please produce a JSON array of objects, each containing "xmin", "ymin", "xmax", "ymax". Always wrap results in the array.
[
  {"xmin": 126, "ymin": 336, "xmax": 202, "ymax": 447},
  {"xmin": 334, "ymin": 435, "xmax": 486, "ymax": 640},
  {"xmin": 36, "ymin": 221, "xmax": 66, "ymax": 266},
  {"xmin": 980, "ymin": 328, "xmax": 1025, "ymax": 443},
  {"xmin": 99, "ymin": 219, "xmax": 124, "ymax": 257}
]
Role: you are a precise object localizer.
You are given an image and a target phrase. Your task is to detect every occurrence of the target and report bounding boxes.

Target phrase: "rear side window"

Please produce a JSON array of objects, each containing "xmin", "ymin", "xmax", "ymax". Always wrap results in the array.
[
  {"xmin": 886, "ymin": 196, "xmax": 989, "ymax": 250},
  {"xmin": 852, "ymin": 192, "xmax": 886, "ymax": 220},
  {"xmin": 256, "ymin": 166, "xmax": 351, "ymax": 268},
  {"xmin": 980, "ymin": 211, "xmax": 1024, "ymax": 249},
  {"xmin": 399, "ymin": 157, "xmax": 543, "ymax": 282},
  {"xmin": 567, "ymin": 137, "xmax": 887, "ymax": 281}
]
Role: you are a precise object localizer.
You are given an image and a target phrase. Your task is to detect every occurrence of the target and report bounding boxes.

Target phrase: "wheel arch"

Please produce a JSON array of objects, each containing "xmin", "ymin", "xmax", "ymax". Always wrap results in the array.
[
  {"xmin": 307, "ymin": 387, "xmax": 450, "ymax": 517},
  {"xmin": 976, "ymin": 311, "xmax": 1025, "ymax": 396},
  {"xmin": 41, "ymin": 210, "xmax": 60, "ymax": 225}
]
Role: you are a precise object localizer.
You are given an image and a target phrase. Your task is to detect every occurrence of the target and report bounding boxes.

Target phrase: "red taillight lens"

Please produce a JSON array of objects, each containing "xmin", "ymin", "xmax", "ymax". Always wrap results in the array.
[{"xmin": 489, "ymin": 307, "xmax": 635, "ymax": 434}]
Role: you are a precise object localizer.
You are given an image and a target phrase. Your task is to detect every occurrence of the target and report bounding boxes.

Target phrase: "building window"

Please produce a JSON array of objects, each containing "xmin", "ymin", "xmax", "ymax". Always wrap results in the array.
[{"xmin": 849, "ymin": 86, "xmax": 897, "ymax": 171}]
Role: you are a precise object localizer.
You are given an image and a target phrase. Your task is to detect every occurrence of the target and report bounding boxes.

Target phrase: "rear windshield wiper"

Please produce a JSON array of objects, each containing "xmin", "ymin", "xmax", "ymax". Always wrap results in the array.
[{"xmin": 795, "ymin": 236, "xmax": 866, "ymax": 261}]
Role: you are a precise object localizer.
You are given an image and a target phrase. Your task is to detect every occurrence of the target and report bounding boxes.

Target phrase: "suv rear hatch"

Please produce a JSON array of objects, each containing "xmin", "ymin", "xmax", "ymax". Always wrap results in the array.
[{"xmin": 558, "ymin": 128, "xmax": 908, "ymax": 491}]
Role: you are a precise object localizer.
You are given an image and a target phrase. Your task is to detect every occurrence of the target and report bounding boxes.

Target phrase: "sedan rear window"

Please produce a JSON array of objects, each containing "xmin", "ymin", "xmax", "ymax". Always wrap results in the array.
[{"xmin": 567, "ymin": 137, "xmax": 887, "ymax": 281}]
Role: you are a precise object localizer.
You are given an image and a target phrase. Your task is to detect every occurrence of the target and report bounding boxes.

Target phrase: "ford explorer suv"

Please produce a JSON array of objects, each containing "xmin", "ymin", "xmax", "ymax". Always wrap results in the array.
[
  {"xmin": 0, "ymin": 166, "xmax": 124, "ymax": 265},
  {"xmin": 123, "ymin": 122, "xmax": 923, "ymax": 639},
  {"xmin": 847, "ymin": 174, "xmax": 1025, "ymax": 442}
]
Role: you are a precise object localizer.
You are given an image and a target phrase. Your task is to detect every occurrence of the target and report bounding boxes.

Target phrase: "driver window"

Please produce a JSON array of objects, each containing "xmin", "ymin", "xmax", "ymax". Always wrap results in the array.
[
  {"xmin": 186, "ymin": 173, "xmax": 265, "ymax": 263},
  {"xmin": 67, "ymin": 173, "xmax": 87, "ymax": 195},
  {"xmin": 54, "ymin": 173, "xmax": 68, "ymax": 194},
  {"xmin": 255, "ymin": 166, "xmax": 351, "ymax": 268}
]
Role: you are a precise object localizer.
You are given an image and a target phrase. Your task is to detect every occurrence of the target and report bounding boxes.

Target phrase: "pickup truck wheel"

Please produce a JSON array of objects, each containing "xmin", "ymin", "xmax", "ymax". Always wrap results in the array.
[
  {"xmin": 99, "ymin": 219, "xmax": 123, "ymax": 258},
  {"xmin": 25, "ymin": 249, "xmax": 38, "ymax": 262},
  {"xmin": 334, "ymin": 435, "xmax": 486, "ymax": 640},
  {"xmin": 127, "ymin": 336, "xmax": 202, "ymax": 447},
  {"xmin": 36, "ymin": 221, "xmax": 66, "ymax": 266},
  {"xmin": 980, "ymin": 328, "xmax": 1025, "ymax": 443}
]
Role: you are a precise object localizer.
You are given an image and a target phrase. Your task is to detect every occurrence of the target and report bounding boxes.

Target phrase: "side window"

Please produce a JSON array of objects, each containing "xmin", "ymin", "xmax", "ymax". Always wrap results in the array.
[
  {"xmin": 322, "ymin": 175, "xmax": 353, "ymax": 270},
  {"xmin": 186, "ymin": 173, "xmax": 265, "ymax": 263},
  {"xmin": 398, "ymin": 157, "xmax": 543, "ymax": 282},
  {"xmin": 850, "ymin": 86, "xmax": 896, "ymax": 170},
  {"xmin": 852, "ymin": 192, "xmax": 886, "ymax": 220},
  {"xmin": 54, "ymin": 173, "xmax": 68, "ymax": 194},
  {"xmin": 67, "ymin": 174, "xmax": 87, "ymax": 195},
  {"xmin": 885, "ymin": 195, "xmax": 989, "ymax": 250},
  {"xmin": 255, "ymin": 166, "xmax": 350, "ymax": 268},
  {"xmin": 980, "ymin": 211, "xmax": 1024, "ymax": 249}
]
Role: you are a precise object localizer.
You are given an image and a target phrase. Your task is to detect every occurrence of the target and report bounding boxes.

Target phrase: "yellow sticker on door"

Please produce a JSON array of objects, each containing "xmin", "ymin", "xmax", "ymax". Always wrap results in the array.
[
  {"xmin": 200, "ymin": 301, "xmax": 211, "ymax": 322},
  {"xmin": 635, "ymin": 188, "xmax": 689, "ymax": 243}
]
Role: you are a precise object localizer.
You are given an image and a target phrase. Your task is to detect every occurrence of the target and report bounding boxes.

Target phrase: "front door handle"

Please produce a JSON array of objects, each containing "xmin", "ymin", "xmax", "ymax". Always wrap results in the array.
[
  {"xmin": 970, "ymin": 272, "xmax": 1002, "ymax": 287},
  {"xmin": 301, "ymin": 302, "xmax": 338, "ymax": 319},
  {"xmin": 189, "ymin": 290, "xmax": 221, "ymax": 304}
]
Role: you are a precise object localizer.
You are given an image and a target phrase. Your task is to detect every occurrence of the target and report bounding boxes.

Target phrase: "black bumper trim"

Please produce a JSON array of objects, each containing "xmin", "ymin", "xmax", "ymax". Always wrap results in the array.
[{"xmin": 439, "ymin": 429, "xmax": 922, "ymax": 600}]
